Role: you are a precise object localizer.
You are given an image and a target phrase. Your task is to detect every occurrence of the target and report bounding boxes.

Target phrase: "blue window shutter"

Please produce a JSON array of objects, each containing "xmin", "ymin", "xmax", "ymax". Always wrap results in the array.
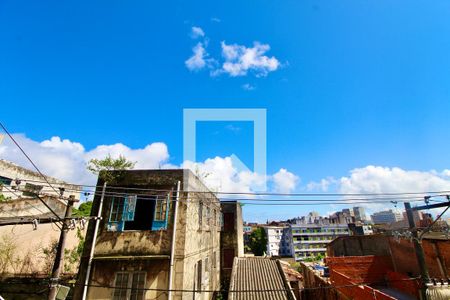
[
  {"xmin": 123, "ymin": 195, "xmax": 137, "ymax": 221},
  {"xmin": 108, "ymin": 196, "xmax": 125, "ymax": 232},
  {"xmin": 151, "ymin": 194, "xmax": 169, "ymax": 230}
]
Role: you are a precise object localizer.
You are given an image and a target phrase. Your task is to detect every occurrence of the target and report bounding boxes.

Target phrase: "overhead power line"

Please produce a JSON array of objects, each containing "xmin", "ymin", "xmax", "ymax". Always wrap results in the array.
[
  {"xmin": 0, "ymin": 122, "xmax": 63, "ymax": 198},
  {"xmin": 15, "ymin": 178, "xmax": 450, "ymax": 198},
  {"xmin": 71, "ymin": 276, "xmax": 422, "ymax": 293}
]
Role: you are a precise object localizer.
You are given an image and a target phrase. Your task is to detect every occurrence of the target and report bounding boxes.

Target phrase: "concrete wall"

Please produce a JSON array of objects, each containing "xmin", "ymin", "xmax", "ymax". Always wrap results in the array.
[
  {"xmin": 327, "ymin": 235, "xmax": 391, "ymax": 257},
  {"xmin": 328, "ymin": 235, "xmax": 450, "ymax": 279},
  {"xmin": 0, "ymin": 223, "xmax": 84, "ymax": 275},
  {"xmin": 220, "ymin": 202, "xmax": 244, "ymax": 285},
  {"xmin": 174, "ymin": 171, "xmax": 221, "ymax": 300},
  {"xmin": 0, "ymin": 196, "xmax": 67, "ymax": 219},
  {"xmin": 388, "ymin": 237, "xmax": 450, "ymax": 278},
  {"xmin": 300, "ymin": 262, "xmax": 345, "ymax": 300},
  {"xmin": 87, "ymin": 260, "xmax": 169, "ymax": 300},
  {"xmin": 0, "ymin": 159, "xmax": 81, "ymax": 200}
]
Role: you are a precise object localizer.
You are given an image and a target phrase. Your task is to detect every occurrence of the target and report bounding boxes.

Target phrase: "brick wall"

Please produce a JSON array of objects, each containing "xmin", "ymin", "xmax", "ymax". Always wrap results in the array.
[{"xmin": 388, "ymin": 238, "xmax": 450, "ymax": 278}]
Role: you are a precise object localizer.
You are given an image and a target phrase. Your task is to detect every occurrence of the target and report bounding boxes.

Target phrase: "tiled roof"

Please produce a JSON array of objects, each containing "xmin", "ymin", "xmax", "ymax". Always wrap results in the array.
[{"xmin": 228, "ymin": 257, "xmax": 294, "ymax": 300}]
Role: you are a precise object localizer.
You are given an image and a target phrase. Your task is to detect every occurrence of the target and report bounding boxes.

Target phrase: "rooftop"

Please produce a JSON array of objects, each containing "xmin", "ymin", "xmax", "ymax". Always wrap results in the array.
[{"xmin": 228, "ymin": 257, "xmax": 294, "ymax": 300}]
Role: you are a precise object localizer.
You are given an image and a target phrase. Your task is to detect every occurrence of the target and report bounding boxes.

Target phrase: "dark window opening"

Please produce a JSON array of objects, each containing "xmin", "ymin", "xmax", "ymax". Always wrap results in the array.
[
  {"xmin": 223, "ymin": 248, "xmax": 235, "ymax": 269},
  {"xmin": 108, "ymin": 194, "xmax": 170, "ymax": 232},
  {"xmin": 0, "ymin": 176, "xmax": 12, "ymax": 186},
  {"xmin": 124, "ymin": 197, "xmax": 155, "ymax": 230},
  {"xmin": 196, "ymin": 259, "xmax": 202, "ymax": 292},
  {"xmin": 22, "ymin": 183, "xmax": 43, "ymax": 197},
  {"xmin": 223, "ymin": 212, "xmax": 235, "ymax": 232}
]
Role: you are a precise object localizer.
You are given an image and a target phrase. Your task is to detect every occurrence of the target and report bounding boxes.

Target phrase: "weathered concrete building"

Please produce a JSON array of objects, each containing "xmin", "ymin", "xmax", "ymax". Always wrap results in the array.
[
  {"xmin": 74, "ymin": 169, "xmax": 221, "ymax": 300},
  {"xmin": 0, "ymin": 159, "xmax": 81, "ymax": 200},
  {"xmin": 220, "ymin": 201, "xmax": 244, "ymax": 285},
  {"xmin": 0, "ymin": 196, "xmax": 84, "ymax": 299}
]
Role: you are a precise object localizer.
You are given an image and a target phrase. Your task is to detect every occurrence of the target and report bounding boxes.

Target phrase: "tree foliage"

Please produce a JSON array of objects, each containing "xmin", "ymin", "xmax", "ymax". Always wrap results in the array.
[
  {"xmin": 248, "ymin": 227, "xmax": 268, "ymax": 256},
  {"xmin": 87, "ymin": 154, "xmax": 135, "ymax": 183},
  {"xmin": 72, "ymin": 201, "xmax": 93, "ymax": 217}
]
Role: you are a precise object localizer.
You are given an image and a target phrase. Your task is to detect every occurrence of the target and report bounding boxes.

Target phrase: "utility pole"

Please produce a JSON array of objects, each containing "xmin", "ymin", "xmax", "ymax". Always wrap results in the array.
[
  {"xmin": 48, "ymin": 196, "xmax": 75, "ymax": 300},
  {"xmin": 81, "ymin": 182, "xmax": 107, "ymax": 300},
  {"xmin": 404, "ymin": 202, "xmax": 430, "ymax": 300}
]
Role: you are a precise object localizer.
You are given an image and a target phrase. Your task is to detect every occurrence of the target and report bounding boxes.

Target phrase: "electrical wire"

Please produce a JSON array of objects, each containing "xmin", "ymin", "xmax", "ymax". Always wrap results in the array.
[
  {"xmin": 13, "ymin": 178, "xmax": 450, "ymax": 197},
  {"xmin": 70, "ymin": 276, "xmax": 422, "ymax": 293},
  {"xmin": 0, "ymin": 122, "xmax": 62, "ymax": 198}
]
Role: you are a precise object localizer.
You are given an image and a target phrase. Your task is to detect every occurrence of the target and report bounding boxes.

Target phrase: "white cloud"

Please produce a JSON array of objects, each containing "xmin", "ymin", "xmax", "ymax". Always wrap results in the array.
[
  {"xmin": 306, "ymin": 177, "xmax": 337, "ymax": 192},
  {"xmin": 307, "ymin": 166, "xmax": 450, "ymax": 215},
  {"xmin": 190, "ymin": 26, "xmax": 205, "ymax": 39},
  {"xmin": 339, "ymin": 166, "xmax": 450, "ymax": 195},
  {"xmin": 185, "ymin": 42, "xmax": 216, "ymax": 71},
  {"xmin": 242, "ymin": 83, "xmax": 255, "ymax": 91},
  {"xmin": 442, "ymin": 169, "xmax": 450, "ymax": 177},
  {"xmin": 182, "ymin": 156, "xmax": 266, "ymax": 194},
  {"xmin": 210, "ymin": 17, "xmax": 221, "ymax": 23},
  {"xmin": 272, "ymin": 168, "xmax": 299, "ymax": 193},
  {"xmin": 218, "ymin": 41, "xmax": 280, "ymax": 77},
  {"xmin": 185, "ymin": 43, "xmax": 207, "ymax": 71},
  {"xmin": 0, "ymin": 134, "xmax": 171, "ymax": 185},
  {"xmin": 0, "ymin": 134, "xmax": 300, "ymax": 196}
]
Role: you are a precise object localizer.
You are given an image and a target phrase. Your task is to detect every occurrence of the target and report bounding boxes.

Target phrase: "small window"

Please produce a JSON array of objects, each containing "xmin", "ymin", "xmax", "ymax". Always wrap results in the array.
[
  {"xmin": 130, "ymin": 272, "xmax": 146, "ymax": 300},
  {"xmin": 154, "ymin": 197, "xmax": 167, "ymax": 221},
  {"xmin": 113, "ymin": 272, "xmax": 129, "ymax": 300},
  {"xmin": 113, "ymin": 272, "xmax": 146, "ymax": 300},
  {"xmin": 196, "ymin": 260, "xmax": 202, "ymax": 292},
  {"xmin": 22, "ymin": 183, "xmax": 43, "ymax": 197},
  {"xmin": 198, "ymin": 202, "xmax": 203, "ymax": 230}
]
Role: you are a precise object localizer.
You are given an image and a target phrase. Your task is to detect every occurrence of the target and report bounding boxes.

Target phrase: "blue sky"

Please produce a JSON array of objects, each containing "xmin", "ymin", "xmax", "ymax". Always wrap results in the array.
[{"xmin": 1, "ymin": 0, "xmax": 450, "ymax": 221}]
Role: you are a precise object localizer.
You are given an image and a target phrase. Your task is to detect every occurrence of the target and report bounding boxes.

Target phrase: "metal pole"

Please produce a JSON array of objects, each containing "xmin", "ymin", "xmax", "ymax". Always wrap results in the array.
[
  {"xmin": 168, "ymin": 181, "xmax": 181, "ymax": 300},
  {"xmin": 48, "ymin": 197, "xmax": 75, "ymax": 300},
  {"xmin": 404, "ymin": 202, "xmax": 430, "ymax": 300},
  {"xmin": 81, "ymin": 182, "xmax": 107, "ymax": 300}
]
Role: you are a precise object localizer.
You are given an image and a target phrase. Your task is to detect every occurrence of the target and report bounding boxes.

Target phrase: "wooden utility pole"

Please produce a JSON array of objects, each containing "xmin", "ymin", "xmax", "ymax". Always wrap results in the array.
[
  {"xmin": 48, "ymin": 197, "xmax": 75, "ymax": 300},
  {"xmin": 404, "ymin": 202, "xmax": 430, "ymax": 300}
]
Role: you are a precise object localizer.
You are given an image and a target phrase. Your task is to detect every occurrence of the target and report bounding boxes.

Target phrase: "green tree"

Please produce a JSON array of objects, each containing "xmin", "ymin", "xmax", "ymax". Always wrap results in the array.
[
  {"xmin": 72, "ymin": 201, "xmax": 93, "ymax": 217},
  {"xmin": 248, "ymin": 227, "xmax": 268, "ymax": 256},
  {"xmin": 87, "ymin": 154, "xmax": 135, "ymax": 183}
]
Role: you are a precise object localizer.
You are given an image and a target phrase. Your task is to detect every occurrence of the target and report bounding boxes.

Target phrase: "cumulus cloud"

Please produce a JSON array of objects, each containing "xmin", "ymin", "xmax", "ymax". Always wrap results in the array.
[
  {"xmin": 272, "ymin": 168, "xmax": 299, "ymax": 193},
  {"xmin": 0, "ymin": 134, "xmax": 300, "ymax": 196},
  {"xmin": 306, "ymin": 166, "xmax": 450, "ymax": 215},
  {"xmin": 185, "ymin": 43, "xmax": 208, "ymax": 71},
  {"xmin": 306, "ymin": 177, "xmax": 337, "ymax": 192},
  {"xmin": 217, "ymin": 41, "xmax": 280, "ymax": 77},
  {"xmin": 185, "ymin": 42, "xmax": 216, "ymax": 71},
  {"xmin": 182, "ymin": 156, "xmax": 266, "ymax": 194},
  {"xmin": 339, "ymin": 166, "xmax": 450, "ymax": 194},
  {"xmin": 0, "ymin": 134, "xmax": 171, "ymax": 185},
  {"xmin": 190, "ymin": 26, "xmax": 205, "ymax": 39}
]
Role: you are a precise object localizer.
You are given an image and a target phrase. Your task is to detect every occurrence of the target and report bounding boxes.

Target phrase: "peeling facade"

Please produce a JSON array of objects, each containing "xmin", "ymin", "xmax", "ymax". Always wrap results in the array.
[
  {"xmin": 0, "ymin": 159, "xmax": 81, "ymax": 200},
  {"xmin": 74, "ymin": 169, "xmax": 221, "ymax": 300}
]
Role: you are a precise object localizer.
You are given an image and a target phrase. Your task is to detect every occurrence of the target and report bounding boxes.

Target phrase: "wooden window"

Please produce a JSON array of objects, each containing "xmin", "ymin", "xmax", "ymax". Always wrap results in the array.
[
  {"xmin": 113, "ymin": 272, "xmax": 129, "ymax": 300},
  {"xmin": 130, "ymin": 272, "xmax": 146, "ymax": 300},
  {"xmin": 113, "ymin": 271, "xmax": 146, "ymax": 300},
  {"xmin": 154, "ymin": 196, "xmax": 167, "ymax": 221}
]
